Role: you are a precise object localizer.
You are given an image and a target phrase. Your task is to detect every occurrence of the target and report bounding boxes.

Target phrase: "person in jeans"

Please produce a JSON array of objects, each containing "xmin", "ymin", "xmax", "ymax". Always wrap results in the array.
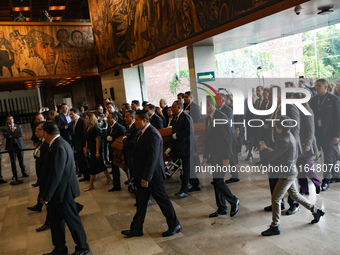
[{"xmin": 260, "ymin": 116, "xmax": 325, "ymax": 236}]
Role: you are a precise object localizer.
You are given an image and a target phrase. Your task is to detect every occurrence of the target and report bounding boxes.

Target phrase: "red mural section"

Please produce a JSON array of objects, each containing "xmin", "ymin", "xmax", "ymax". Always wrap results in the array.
[
  {"xmin": 88, "ymin": 0, "xmax": 281, "ymax": 73},
  {"xmin": 0, "ymin": 24, "xmax": 98, "ymax": 78}
]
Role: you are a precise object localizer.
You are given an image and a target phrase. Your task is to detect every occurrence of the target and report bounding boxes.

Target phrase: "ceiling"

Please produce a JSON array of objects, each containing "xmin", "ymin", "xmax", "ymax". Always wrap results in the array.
[
  {"xmin": 144, "ymin": 0, "xmax": 340, "ymax": 66},
  {"xmin": 0, "ymin": 75, "xmax": 96, "ymax": 92},
  {"xmin": 0, "ymin": 0, "xmax": 90, "ymax": 22}
]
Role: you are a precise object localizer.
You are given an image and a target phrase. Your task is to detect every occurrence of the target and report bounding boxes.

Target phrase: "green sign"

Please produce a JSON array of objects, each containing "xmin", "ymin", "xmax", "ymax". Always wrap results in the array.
[{"xmin": 197, "ymin": 71, "xmax": 215, "ymax": 82}]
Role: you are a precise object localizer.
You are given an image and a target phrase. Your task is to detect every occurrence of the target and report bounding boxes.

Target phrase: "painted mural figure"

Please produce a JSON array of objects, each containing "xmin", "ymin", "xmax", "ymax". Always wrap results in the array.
[
  {"xmin": 9, "ymin": 32, "xmax": 28, "ymax": 74},
  {"xmin": 55, "ymin": 29, "xmax": 75, "ymax": 49},
  {"xmin": 22, "ymin": 29, "xmax": 57, "ymax": 76},
  {"xmin": 71, "ymin": 30, "xmax": 84, "ymax": 48},
  {"xmin": 0, "ymin": 31, "xmax": 14, "ymax": 77}
]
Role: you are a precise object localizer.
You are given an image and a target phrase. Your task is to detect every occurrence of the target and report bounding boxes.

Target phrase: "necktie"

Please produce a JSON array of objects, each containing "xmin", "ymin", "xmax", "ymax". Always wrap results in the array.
[{"xmin": 172, "ymin": 116, "xmax": 178, "ymax": 126}]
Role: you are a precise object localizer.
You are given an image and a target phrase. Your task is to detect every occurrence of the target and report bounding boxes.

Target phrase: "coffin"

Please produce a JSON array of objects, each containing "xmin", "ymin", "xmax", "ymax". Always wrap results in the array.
[{"xmin": 111, "ymin": 124, "xmax": 206, "ymax": 170}]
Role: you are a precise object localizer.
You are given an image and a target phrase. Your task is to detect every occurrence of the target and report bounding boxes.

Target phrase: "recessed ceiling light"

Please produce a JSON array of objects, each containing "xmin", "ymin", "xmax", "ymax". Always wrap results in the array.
[
  {"xmin": 49, "ymin": 6, "xmax": 66, "ymax": 11},
  {"xmin": 13, "ymin": 7, "xmax": 30, "ymax": 12}
]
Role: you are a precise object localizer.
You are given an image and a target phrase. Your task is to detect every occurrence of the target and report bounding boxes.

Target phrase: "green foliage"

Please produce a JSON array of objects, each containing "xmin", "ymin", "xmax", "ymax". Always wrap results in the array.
[
  {"xmin": 216, "ymin": 48, "xmax": 274, "ymax": 78},
  {"xmin": 302, "ymin": 24, "xmax": 340, "ymax": 78},
  {"xmin": 169, "ymin": 68, "xmax": 189, "ymax": 95}
]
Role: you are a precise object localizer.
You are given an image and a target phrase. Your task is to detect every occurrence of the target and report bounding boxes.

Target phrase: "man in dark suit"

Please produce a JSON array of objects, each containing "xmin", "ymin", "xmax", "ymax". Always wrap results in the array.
[
  {"xmin": 2, "ymin": 115, "xmax": 28, "ymax": 185},
  {"xmin": 310, "ymin": 79, "xmax": 340, "ymax": 191},
  {"xmin": 27, "ymin": 122, "xmax": 51, "ymax": 231},
  {"xmin": 145, "ymin": 104, "xmax": 164, "ymax": 129},
  {"xmin": 183, "ymin": 91, "xmax": 202, "ymax": 123},
  {"xmin": 55, "ymin": 103, "xmax": 72, "ymax": 144},
  {"xmin": 31, "ymin": 112, "xmax": 45, "ymax": 148},
  {"xmin": 167, "ymin": 100, "xmax": 201, "ymax": 198},
  {"xmin": 160, "ymin": 99, "xmax": 169, "ymax": 126},
  {"xmin": 217, "ymin": 93, "xmax": 240, "ymax": 183},
  {"xmin": 203, "ymin": 96, "xmax": 240, "ymax": 218},
  {"xmin": 106, "ymin": 102, "xmax": 124, "ymax": 125},
  {"xmin": 41, "ymin": 122, "xmax": 89, "ymax": 255},
  {"xmin": 107, "ymin": 112, "xmax": 126, "ymax": 192},
  {"xmin": 131, "ymin": 100, "xmax": 140, "ymax": 111},
  {"xmin": 123, "ymin": 110, "xmax": 141, "ymax": 181},
  {"xmin": 121, "ymin": 110, "xmax": 181, "ymax": 237},
  {"xmin": 69, "ymin": 108, "xmax": 88, "ymax": 181}
]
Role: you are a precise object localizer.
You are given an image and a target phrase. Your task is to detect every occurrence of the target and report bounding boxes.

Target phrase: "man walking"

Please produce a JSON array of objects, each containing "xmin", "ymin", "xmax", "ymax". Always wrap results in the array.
[{"xmin": 41, "ymin": 122, "xmax": 89, "ymax": 255}]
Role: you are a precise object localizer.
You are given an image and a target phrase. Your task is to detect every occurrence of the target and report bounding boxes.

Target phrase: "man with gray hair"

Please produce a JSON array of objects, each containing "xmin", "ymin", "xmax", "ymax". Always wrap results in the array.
[{"xmin": 159, "ymin": 98, "xmax": 169, "ymax": 126}]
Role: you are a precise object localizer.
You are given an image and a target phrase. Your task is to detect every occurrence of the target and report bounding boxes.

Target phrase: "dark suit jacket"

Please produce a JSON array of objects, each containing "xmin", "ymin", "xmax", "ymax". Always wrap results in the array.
[
  {"xmin": 132, "ymin": 125, "xmax": 166, "ymax": 183},
  {"xmin": 310, "ymin": 92, "xmax": 340, "ymax": 138},
  {"xmin": 42, "ymin": 137, "xmax": 80, "ymax": 204},
  {"xmin": 108, "ymin": 122, "xmax": 126, "ymax": 144},
  {"xmin": 150, "ymin": 114, "xmax": 164, "ymax": 129},
  {"xmin": 185, "ymin": 101, "xmax": 202, "ymax": 123},
  {"xmin": 55, "ymin": 114, "xmax": 71, "ymax": 143},
  {"xmin": 203, "ymin": 110, "xmax": 232, "ymax": 161},
  {"xmin": 68, "ymin": 117, "xmax": 86, "ymax": 152},
  {"xmin": 162, "ymin": 106, "xmax": 169, "ymax": 126},
  {"xmin": 170, "ymin": 111, "xmax": 196, "ymax": 157},
  {"xmin": 35, "ymin": 141, "xmax": 50, "ymax": 187},
  {"xmin": 2, "ymin": 124, "xmax": 25, "ymax": 151},
  {"xmin": 123, "ymin": 123, "xmax": 141, "ymax": 168}
]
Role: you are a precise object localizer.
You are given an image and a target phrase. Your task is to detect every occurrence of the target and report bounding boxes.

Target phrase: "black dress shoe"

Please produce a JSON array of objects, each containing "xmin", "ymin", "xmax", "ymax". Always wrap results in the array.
[
  {"xmin": 22, "ymin": 172, "xmax": 29, "ymax": 177},
  {"xmin": 108, "ymin": 186, "xmax": 121, "ymax": 192},
  {"xmin": 175, "ymin": 191, "xmax": 188, "ymax": 198},
  {"xmin": 311, "ymin": 209, "xmax": 325, "ymax": 224},
  {"xmin": 71, "ymin": 248, "xmax": 90, "ymax": 255},
  {"xmin": 230, "ymin": 199, "xmax": 240, "ymax": 217},
  {"xmin": 225, "ymin": 178, "xmax": 240, "ymax": 184},
  {"xmin": 76, "ymin": 203, "xmax": 84, "ymax": 213},
  {"xmin": 264, "ymin": 203, "xmax": 285, "ymax": 211},
  {"xmin": 162, "ymin": 224, "xmax": 182, "ymax": 237},
  {"xmin": 321, "ymin": 181, "xmax": 329, "ymax": 191},
  {"xmin": 316, "ymin": 186, "xmax": 321, "ymax": 194},
  {"xmin": 124, "ymin": 180, "xmax": 130, "ymax": 185},
  {"xmin": 0, "ymin": 179, "xmax": 7, "ymax": 184},
  {"xmin": 188, "ymin": 186, "xmax": 201, "ymax": 192},
  {"xmin": 330, "ymin": 178, "xmax": 340, "ymax": 183},
  {"xmin": 31, "ymin": 182, "xmax": 39, "ymax": 187},
  {"xmin": 79, "ymin": 177, "xmax": 89, "ymax": 182},
  {"xmin": 77, "ymin": 173, "xmax": 83, "ymax": 178},
  {"xmin": 134, "ymin": 199, "xmax": 152, "ymax": 207},
  {"xmin": 10, "ymin": 180, "xmax": 24, "ymax": 185},
  {"xmin": 286, "ymin": 205, "xmax": 300, "ymax": 215},
  {"xmin": 27, "ymin": 205, "xmax": 42, "ymax": 212},
  {"xmin": 11, "ymin": 176, "xmax": 16, "ymax": 180},
  {"xmin": 36, "ymin": 224, "xmax": 51, "ymax": 232},
  {"xmin": 209, "ymin": 209, "xmax": 228, "ymax": 218},
  {"xmin": 121, "ymin": 230, "xmax": 143, "ymax": 237},
  {"xmin": 261, "ymin": 226, "xmax": 280, "ymax": 236}
]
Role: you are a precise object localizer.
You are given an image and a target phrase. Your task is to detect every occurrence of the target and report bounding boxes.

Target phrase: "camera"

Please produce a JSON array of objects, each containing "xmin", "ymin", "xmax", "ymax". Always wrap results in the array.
[{"xmin": 294, "ymin": 5, "xmax": 302, "ymax": 15}]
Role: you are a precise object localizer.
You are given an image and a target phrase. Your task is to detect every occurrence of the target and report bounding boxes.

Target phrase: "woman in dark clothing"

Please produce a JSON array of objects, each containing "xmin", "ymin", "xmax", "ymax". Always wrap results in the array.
[
  {"xmin": 155, "ymin": 106, "xmax": 166, "ymax": 127},
  {"xmin": 260, "ymin": 116, "xmax": 325, "ymax": 236},
  {"xmin": 84, "ymin": 113, "xmax": 112, "ymax": 191}
]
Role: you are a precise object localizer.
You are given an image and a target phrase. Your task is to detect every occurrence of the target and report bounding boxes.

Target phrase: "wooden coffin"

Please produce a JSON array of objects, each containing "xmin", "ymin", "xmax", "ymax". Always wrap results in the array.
[{"xmin": 111, "ymin": 124, "xmax": 206, "ymax": 170}]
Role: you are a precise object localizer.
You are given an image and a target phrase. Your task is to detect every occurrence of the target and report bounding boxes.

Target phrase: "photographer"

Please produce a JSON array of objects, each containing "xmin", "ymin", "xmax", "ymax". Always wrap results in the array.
[{"xmin": 260, "ymin": 116, "xmax": 325, "ymax": 236}]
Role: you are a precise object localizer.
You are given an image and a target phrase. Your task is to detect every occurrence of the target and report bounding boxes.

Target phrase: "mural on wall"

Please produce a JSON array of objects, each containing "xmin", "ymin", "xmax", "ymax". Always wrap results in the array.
[
  {"xmin": 88, "ymin": 0, "xmax": 281, "ymax": 72},
  {"xmin": 0, "ymin": 25, "xmax": 97, "ymax": 78}
]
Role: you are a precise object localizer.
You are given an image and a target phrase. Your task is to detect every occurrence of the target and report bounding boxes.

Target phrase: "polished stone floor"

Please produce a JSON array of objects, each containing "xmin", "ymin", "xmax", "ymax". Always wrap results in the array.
[{"xmin": 0, "ymin": 128, "xmax": 340, "ymax": 254}]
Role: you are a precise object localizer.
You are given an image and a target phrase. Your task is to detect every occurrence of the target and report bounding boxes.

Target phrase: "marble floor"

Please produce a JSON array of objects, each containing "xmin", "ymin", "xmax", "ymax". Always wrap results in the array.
[{"xmin": 1, "ymin": 130, "xmax": 340, "ymax": 254}]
